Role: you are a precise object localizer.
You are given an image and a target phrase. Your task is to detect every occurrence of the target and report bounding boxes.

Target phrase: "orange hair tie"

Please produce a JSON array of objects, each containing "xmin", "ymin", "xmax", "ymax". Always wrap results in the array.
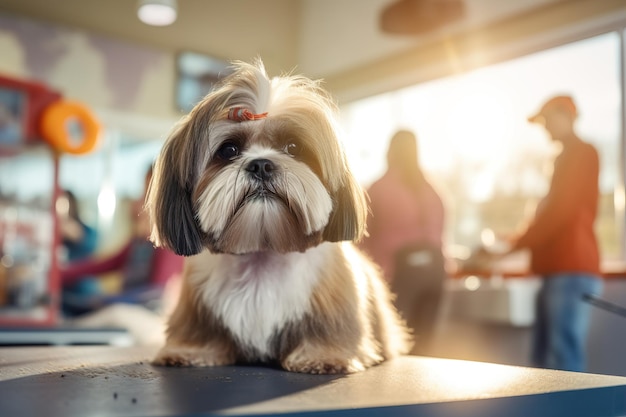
[{"xmin": 228, "ymin": 107, "xmax": 268, "ymax": 122}]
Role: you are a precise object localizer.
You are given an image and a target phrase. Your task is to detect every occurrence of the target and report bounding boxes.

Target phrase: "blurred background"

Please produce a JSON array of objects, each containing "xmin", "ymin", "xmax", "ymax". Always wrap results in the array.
[{"xmin": 0, "ymin": 0, "xmax": 625, "ymax": 375}]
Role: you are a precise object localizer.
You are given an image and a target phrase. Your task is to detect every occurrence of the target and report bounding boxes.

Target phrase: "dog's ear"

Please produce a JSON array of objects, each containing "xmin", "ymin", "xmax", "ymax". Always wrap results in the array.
[
  {"xmin": 146, "ymin": 123, "xmax": 206, "ymax": 257},
  {"xmin": 323, "ymin": 168, "xmax": 368, "ymax": 243}
]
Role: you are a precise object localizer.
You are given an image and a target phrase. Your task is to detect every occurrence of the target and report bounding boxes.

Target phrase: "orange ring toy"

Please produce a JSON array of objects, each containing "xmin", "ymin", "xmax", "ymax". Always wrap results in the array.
[{"xmin": 40, "ymin": 100, "xmax": 101, "ymax": 154}]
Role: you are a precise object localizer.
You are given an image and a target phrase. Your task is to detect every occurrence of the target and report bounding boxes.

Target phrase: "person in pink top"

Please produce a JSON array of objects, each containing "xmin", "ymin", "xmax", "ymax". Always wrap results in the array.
[{"xmin": 360, "ymin": 130, "xmax": 446, "ymax": 355}]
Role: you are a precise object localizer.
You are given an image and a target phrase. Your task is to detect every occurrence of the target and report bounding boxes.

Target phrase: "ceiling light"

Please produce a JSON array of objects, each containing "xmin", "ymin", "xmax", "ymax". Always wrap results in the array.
[{"xmin": 137, "ymin": 0, "xmax": 177, "ymax": 26}]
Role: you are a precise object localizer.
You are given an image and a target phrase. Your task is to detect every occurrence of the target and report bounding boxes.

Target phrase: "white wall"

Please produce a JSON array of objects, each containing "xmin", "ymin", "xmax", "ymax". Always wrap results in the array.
[{"xmin": 0, "ymin": 12, "xmax": 179, "ymax": 128}]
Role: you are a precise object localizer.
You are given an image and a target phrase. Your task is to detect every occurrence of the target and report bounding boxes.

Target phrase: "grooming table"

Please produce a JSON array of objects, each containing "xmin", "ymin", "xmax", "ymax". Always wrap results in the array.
[{"xmin": 1, "ymin": 346, "xmax": 625, "ymax": 416}]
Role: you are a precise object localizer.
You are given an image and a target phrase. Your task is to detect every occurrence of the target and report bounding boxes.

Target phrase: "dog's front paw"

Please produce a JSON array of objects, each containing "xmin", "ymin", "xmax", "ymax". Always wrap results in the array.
[
  {"xmin": 282, "ymin": 357, "xmax": 365, "ymax": 374},
  {"xmin": 282, "ymin": 343, "xmax": 382, "ymax": 374},
  {"xmin": 153, "ymin": 345, "xmax": 235, "ymax": 367}
]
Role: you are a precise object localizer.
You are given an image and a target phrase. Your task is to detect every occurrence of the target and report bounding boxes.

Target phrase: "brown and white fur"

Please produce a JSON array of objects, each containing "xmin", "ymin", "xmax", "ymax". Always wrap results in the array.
[{"xmin": 146, "ymin": 60, "xmax": 411, "ymax": 374}]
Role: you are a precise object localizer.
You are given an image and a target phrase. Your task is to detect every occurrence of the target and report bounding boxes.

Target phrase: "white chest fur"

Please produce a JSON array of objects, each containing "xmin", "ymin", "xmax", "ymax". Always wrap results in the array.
[{"xmin": 189, "ymin": 244, "xmax": 330, "ymax": 358}]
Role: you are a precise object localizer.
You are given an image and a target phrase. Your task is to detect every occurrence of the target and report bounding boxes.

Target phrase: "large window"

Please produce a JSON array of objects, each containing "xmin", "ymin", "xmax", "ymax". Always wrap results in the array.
[{"xmin": 340, "ymin": 32, "xmax": 622, "ymax": 263}]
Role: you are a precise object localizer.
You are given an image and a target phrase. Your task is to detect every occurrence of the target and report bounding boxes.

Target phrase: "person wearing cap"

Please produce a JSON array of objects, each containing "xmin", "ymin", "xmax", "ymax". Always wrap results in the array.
[{"xmin": 506, "ymin": 95, "xmax": 603, "ymax": 372}]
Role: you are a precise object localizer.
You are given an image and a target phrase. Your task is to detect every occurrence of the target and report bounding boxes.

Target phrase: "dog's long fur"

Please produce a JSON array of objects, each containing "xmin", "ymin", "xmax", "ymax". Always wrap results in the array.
[{"xmin": 147, "ymin": 60, "xmax": 411, "ymax": 373}]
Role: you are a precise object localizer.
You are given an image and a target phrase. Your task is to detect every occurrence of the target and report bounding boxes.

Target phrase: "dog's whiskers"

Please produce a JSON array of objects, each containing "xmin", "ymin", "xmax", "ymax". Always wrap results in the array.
[{"xmin": 232, "ymin": 165, "xmax": 247, "ymax": 213}]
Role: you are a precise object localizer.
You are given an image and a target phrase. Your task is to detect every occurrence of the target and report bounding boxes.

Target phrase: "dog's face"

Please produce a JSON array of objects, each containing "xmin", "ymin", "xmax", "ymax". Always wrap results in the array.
[{"xmin": 147, "ymin": 61, "xmax": 367, "ymax": 256}]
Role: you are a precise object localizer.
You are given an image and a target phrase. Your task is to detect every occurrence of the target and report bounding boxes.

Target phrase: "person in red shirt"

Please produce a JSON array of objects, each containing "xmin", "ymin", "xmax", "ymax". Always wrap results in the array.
[
  {"xmin": 60, "ymin": 165, "xmax": 184, "ymax": 316},
  {"xmin": 360, "ymin": 130, "xmax": 446, "ymax": 355},
  {"xmin": 507, "ymin": 95, "xmax": 603, "ymax": 372}
]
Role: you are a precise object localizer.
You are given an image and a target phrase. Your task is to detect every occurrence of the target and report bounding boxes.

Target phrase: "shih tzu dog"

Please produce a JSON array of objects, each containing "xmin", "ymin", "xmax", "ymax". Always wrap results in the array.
[{"xmin": 146, "ymin": 60, "xmax": 411, "ymax": 374}]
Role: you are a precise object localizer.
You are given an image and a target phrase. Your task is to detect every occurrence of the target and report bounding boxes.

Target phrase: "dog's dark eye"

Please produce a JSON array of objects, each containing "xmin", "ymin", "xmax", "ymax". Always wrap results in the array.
[
  {"xmin": 284, "ymin": 142, "xmax": 301, "ymax": 158},
  {"xmin": 217, "ymin": 142, "xmax": 240, "ymax": 160}
]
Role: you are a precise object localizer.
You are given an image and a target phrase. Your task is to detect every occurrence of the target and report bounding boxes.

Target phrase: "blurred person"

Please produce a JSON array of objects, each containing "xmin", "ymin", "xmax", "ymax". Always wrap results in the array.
[
  {"xmin": 57, "ymin": 189, "xmax": 98, "ymax": 262},
  {"xmin": 57, "ymin": 189, "xmax": 100, "ymax": 305},
  {"xmin": 360, "ymin": 130, "xmax": 446, "ymax": 355},
  {"xmin": 60, "ymin": 165, "xmax": 184, "ymax": 317},
  {"xmin": 502, "ymin": 95, "xmax": 602, "ymax": 372}
]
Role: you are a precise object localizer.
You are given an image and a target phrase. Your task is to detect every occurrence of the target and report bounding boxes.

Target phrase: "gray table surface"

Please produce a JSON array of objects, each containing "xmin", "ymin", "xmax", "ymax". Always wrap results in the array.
[{"xmin": 1, "ymin": 345, "xmax": 625, "ymax": 416}]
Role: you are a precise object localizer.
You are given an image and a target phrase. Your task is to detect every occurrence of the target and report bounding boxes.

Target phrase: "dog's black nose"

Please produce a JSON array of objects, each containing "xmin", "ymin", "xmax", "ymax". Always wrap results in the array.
[{"xmin": 246, "ymin": 158, "xmax": 275, "ymax": 181}]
